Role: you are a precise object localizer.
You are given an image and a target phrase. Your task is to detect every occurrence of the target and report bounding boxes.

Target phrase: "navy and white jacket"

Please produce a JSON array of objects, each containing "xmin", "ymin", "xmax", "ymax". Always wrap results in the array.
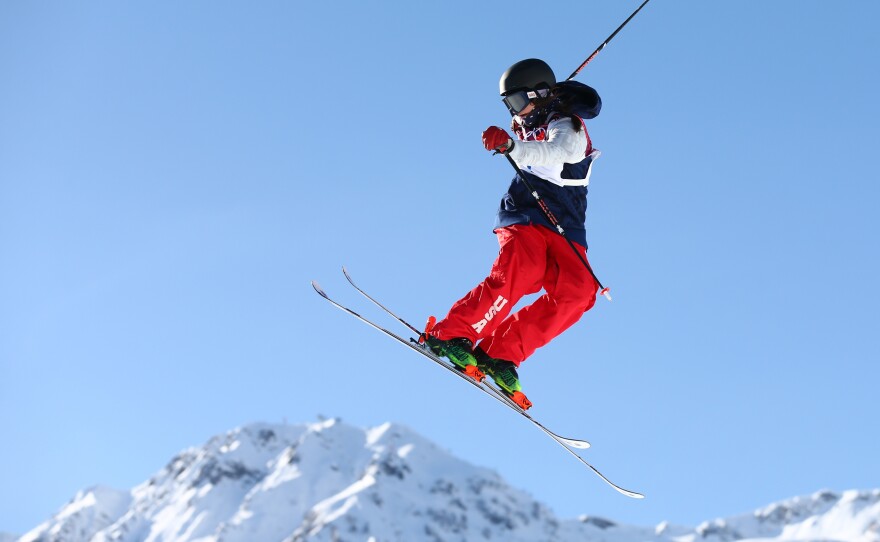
[{"xmin": 495, "ymin": 82, "xmax": 601, "ymax": 248}]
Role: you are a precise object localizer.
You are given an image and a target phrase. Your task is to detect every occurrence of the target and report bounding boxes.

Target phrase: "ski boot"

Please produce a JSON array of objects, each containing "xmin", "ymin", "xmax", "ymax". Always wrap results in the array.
[
  {"xmin": 420, "ymin": 317, "xmax": 485, "ymax": 382},
  {"xmin": 475, "ymin": 348, "xmax": 532, "ymax": 410}
]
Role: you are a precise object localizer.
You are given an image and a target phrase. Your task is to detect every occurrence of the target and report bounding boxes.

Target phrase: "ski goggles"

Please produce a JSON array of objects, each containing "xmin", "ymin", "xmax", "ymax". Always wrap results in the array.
[{"xmin": 502, "ymin": 88, "xmax": 550, "ymax": 115}]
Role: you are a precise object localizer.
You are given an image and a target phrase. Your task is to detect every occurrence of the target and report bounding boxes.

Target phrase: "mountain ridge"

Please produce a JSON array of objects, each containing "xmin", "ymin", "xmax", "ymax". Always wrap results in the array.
[{"xmin": 12, "ymin": 418, "xmax": 880, "ymax": 542}]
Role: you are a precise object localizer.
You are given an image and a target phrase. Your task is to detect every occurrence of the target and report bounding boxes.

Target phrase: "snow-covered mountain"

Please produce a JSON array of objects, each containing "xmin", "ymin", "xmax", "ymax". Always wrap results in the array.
[
  {"xmin": 11, "ymin": 418, "xmax": 880, "ymax": 542},
  {"xmin": 657, "ymin": 489, "xmax": 880, "ymax": 542}
]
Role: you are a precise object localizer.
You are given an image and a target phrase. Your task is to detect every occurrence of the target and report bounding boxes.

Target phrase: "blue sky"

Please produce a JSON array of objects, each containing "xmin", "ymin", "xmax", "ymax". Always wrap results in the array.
[{"xmin": 2, "ymin": 0, "xmax": 879, "ymax": 536}]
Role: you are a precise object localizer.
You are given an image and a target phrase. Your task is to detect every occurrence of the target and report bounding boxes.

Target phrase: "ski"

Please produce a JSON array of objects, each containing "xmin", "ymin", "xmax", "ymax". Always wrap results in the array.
[
  {"xmin": 311, "ymin": 277, "xmax": 644, "ymax": 499},
  {"xmin": 342, "ymin": 266, "xmax": 421, "ymax": 336},
  {"xmin": 341, "ymin": 266, "xmax": 589, "ymax": 449}
]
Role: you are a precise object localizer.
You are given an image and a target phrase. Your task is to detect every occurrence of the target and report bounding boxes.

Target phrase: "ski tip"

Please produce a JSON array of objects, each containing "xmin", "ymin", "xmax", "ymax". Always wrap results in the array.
[
  {"xmin": 610, "ymin": 482, "xmax": 644, "ymax": 499},
  {"xmin": 600, "ymin": 287, "xmax": 612, "ymax": 302},
  {"xmin": 311, "ymin": 281, "xmax": 327, "ymax": 297},
  {"xmin": 559, "ymin": 437, "xmax": 591, "ymax": 450},
  {"xmin": 622, "ymin": 489, "xmax": 645, "ymax": 499}
]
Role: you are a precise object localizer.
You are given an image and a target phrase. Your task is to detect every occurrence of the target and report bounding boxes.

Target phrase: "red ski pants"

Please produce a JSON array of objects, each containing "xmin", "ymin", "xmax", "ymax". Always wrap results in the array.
[{"xmin": 430, "ymin": 224, "xmax": 598, "ymax": 365}]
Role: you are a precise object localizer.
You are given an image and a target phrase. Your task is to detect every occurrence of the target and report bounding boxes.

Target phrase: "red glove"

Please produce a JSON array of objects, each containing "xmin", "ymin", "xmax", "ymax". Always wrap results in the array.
[{"xmin": 482, "ymin": 126, "xmax": 514, "ymax": 154}]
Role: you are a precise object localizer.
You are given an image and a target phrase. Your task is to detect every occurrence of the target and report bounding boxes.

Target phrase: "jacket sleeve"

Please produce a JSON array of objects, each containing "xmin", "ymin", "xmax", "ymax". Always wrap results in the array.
[{"xmin": 508, "ymin": 118, "xmax": 589, "ymax": 171}]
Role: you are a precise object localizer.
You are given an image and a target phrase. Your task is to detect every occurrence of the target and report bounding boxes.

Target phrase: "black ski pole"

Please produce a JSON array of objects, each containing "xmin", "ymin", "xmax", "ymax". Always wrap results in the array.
[
  {"xmin": 564, "ymin": 0, "xmax": 652, "ymax": 81},
  {"xmin": 504, "ymin": 154, "xmax": 611, "ymax": 301}
]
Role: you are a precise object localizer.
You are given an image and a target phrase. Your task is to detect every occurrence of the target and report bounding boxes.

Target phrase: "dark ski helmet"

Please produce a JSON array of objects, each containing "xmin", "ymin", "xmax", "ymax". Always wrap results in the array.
[
  {"xmin": 499, "ymin": 58, "xmax": 556, "ymax": 114},
  {"xmin": 500, "ymin": 58, "xmax": 556, "ymax": 95}
]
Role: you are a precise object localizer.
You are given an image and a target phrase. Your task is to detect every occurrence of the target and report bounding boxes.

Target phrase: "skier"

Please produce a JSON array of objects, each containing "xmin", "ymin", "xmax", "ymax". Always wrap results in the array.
[{"xmin": 423, "ymin": 58, "xmax": 603, "ymax": 410}]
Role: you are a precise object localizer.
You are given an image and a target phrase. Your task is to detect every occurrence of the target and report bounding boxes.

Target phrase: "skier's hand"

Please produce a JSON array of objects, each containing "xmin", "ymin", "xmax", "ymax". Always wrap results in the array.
[{"xmin": 482, "ymin": 126, "xmax": 514, "ymax": 154}]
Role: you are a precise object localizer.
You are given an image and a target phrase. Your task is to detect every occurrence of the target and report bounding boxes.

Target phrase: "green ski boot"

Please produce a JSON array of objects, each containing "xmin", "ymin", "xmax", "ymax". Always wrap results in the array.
[
  {"xmin": 475, "ymin": 348, "xmax": 532, "ymax": 410},
  {"xmin": 421, "ymin": 317, "xmax": 485, "ymax": 382}
]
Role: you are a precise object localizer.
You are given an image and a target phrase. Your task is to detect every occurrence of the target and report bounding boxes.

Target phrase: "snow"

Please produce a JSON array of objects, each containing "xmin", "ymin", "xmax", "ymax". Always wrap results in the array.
[
  {"xmin": 365, "ymin": 421, "xmax": 392, "ymax": 447},
  {"xmin": 17, "ymin": 485, "xmax": 132, "ymax": 542},
  {"xmin": 11, "ymin": 419, "xmax": 880, "ymax": 542},
  {"xmin": 669, "ymin": 489, "xmax": 880, "ymax": 542}
]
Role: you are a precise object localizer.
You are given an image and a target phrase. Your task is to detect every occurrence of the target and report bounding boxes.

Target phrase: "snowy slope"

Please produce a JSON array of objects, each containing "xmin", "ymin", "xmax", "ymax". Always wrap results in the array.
[
  {"xmin": 673, "ymin": 489, "xmax": 880, "ymax": 542},
  {"xmin": 14, "ymin": 486, "xmax": 131, "ymax": 542},
  {"xmin": 12, "ymin": 418, "xmax": 880, "ymax": 542}
]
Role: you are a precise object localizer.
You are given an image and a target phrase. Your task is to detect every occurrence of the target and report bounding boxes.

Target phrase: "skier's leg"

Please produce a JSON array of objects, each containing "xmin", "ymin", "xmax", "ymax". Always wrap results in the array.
[
  {"xmin": 428, "ymin": 225, "xmax": 546, "ymax": 345},
  {"xmin": 479, "ymin": 229, "xmax": 598, "ymax": 365}
]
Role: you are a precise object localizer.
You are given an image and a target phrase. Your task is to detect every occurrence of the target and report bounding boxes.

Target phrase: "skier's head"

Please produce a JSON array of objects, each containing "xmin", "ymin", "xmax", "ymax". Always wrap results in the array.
[{"xmin": 499, "ymin": 58, "xmax": 557, "ymax": 115}]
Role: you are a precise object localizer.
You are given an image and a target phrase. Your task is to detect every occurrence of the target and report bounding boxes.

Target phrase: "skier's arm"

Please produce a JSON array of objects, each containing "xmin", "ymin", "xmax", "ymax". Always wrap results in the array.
[{"xmin": 508, "ymin": 119, "xmax": 588, "ymax": 170}]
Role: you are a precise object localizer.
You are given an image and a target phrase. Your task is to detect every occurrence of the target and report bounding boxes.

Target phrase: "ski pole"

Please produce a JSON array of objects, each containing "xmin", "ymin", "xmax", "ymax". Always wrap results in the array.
[
  {"xmin": 504, "ymin": 154, "xmax": 612, "ymax": 301},
  {"xmin": 564, "ymin": 0, "xmax": 653, "ymax": 81}
]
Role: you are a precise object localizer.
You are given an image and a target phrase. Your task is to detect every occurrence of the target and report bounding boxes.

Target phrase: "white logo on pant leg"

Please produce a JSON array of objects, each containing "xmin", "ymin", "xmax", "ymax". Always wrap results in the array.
[{"xmin": 472, "ymin": 295, "xmax": 509, "ymax": 334}]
